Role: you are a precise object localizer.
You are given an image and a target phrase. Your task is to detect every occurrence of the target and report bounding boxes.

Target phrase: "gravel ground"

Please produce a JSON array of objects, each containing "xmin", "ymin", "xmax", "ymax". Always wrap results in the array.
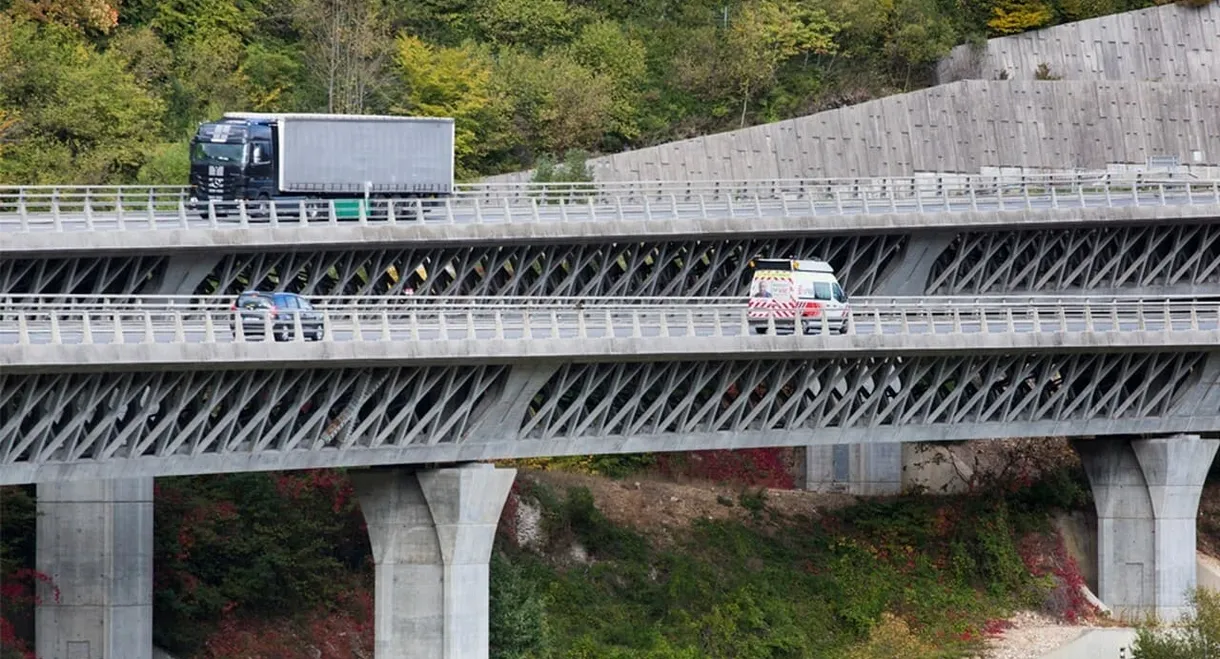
[{"xmin": 982, "ymin": 611, "xmax": 1096, "ymax": 659}]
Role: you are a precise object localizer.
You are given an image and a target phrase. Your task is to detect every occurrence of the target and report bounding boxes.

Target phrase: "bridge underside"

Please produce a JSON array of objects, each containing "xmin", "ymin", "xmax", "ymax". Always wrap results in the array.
[
  {"xmin": 2, "ymin": 350, "xmax": 1219, "ymax": 484},
  {"xmin": 6, "ymin": 221, "xmax": 1220, "ymax": 298}
]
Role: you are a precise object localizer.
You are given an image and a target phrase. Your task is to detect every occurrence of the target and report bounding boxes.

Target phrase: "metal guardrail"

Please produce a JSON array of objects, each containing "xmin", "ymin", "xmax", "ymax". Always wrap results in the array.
[
  {"xmin": 2, "ymin": 299, "xmax": 1216, "ymax": 348},
  {"xmin": 1, "ymin": 174, "xmax": 1218, "ymax": 233},
  {"xmin": 0, "ymin": 292, "xmax": 1213, "ymax": 308}
]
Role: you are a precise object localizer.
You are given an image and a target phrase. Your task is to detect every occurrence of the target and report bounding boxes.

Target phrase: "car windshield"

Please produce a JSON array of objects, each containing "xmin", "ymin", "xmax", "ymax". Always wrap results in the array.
[{"xmin": 191, "ymin": 142, "xmax": 244, "ymax": 164}]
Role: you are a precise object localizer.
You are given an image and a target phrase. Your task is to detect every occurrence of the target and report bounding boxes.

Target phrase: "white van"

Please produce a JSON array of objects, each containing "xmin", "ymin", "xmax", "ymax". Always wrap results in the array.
[{"xmin": 747, "ymin": 258, "xmax": 851, "ymax": 334}]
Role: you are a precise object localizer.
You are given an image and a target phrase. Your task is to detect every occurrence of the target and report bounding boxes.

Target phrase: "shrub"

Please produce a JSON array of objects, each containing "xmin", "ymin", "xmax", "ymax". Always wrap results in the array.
[
  {"xmin": 842, "ymin": 612, "xmax": 942, "ymax": 659},
  {"xmin": 1132, "ymin": 587, "xmax": 1220, "ymax": 658}
]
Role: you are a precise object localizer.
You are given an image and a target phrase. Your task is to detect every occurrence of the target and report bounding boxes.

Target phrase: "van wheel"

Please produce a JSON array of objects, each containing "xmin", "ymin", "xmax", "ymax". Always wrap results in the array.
[
  {"xmin": 754, "ymin": 327, "xmax": 767, "ymax": 335},
  {"xmin": 838, "ymin": 321, "xmax": 849, "ymax": 334}
]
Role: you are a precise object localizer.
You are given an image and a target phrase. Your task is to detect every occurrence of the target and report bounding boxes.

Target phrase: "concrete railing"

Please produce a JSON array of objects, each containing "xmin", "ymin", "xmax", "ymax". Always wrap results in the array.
[
  {"xmin": 3, "ymin": 298, "xmax": 1217, "ymax": 349},
  {"xmin": 2, "ymin": 174, "xmax": 1218, "ymax": 234}
]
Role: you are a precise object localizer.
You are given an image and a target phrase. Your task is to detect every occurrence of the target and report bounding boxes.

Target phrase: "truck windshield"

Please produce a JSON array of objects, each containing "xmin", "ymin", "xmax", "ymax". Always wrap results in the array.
[{"xmin": 191, "ymin": 142, "xmax": 244, "ymax": 164}]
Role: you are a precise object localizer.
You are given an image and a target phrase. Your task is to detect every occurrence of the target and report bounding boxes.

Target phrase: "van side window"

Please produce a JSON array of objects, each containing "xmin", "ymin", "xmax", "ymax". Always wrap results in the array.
[
  {"xmin": 813, "ymin": 282, "xmax": 832, "ymax": 300},
  {"xmin": 832, "ymin": 283, "xmax": 847, "ymax": 303}
]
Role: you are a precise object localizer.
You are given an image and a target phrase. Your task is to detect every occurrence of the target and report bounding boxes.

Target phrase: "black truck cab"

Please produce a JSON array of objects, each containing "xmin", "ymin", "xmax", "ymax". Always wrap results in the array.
[{"xmin": 189, "ymin": 118, "xmax": 278, "ymax": 205}]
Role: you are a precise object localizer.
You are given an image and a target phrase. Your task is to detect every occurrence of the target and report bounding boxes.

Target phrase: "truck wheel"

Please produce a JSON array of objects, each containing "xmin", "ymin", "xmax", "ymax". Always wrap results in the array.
[{"xmin": 250, "ymin": 195, "xmax": 271, "ymax": 222}]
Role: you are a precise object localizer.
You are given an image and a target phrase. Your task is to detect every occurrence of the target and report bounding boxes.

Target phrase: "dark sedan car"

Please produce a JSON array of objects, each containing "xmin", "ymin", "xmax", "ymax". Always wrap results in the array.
[{"xmin": 229, "ymin": 291, "xmax": 325, "ymax": 341}]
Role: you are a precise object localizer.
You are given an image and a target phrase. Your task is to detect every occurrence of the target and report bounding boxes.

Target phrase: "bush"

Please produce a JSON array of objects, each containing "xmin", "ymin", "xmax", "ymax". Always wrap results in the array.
[{"xmin": 1133, "ymin": 587, "xmax": 1220, "ymax": 658}]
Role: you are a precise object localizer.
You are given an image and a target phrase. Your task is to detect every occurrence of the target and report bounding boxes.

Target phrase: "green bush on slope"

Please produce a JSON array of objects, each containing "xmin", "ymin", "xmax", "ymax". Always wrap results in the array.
[{"xmin": 502, "ymin": 476, "xmax": 1086, "ymax": 658}]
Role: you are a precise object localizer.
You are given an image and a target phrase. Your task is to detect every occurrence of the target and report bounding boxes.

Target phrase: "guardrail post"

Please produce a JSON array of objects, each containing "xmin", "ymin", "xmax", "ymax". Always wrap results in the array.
[
  {"xmin": 353, "ymin": 309, "xmax": 364, "ymax": 342},
  {"xmin": 659, "ymin": 309, "xmax": 670, "ymax": 337},
  {"xmin": 17, "ymin": 313, "xmax": 29, "ymax": 345},
  {"xmin": 113, "ymin": 311, "xmax": 123, "ymax": 345},
  {"xmin": 143, "ymin": 311, "xmax": 155, "ymax": 344},
  {"xmin": 175, "ymin": 312, "xmax": 185, "ymax": 344},
  {"xmin": 204, "ymin": 312, "xmax": 215, "ymax": 343},
  {"xmin": 549, "ymin": 310, "xmax": 559, "ymax": 339},
  {"xmin": 631, "ymin": 310, "xmax": 642, "ymax": 338},
  {"xmin": 293, "ymin": 312, "xmax": 305, "ymax": 342},
  {"xmin": 465, "ymin": 310, "xmax": 476, "ymax": 339}
]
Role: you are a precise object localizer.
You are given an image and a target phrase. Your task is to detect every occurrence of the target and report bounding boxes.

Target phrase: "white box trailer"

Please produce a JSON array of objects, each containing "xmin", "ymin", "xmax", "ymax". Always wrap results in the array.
[{"xmin": 222, "ymin": 112, "xmax": 456, "ymax": 196}]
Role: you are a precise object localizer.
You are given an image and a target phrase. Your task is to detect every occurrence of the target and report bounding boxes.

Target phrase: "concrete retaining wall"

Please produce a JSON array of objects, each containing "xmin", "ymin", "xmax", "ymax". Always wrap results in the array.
[
  {"xmin": 936, "ymin": 1, "xmax": 1220, "ymax": 85},
  {"xmin": 482, "ymin": 80, "xmax": 1220, "ymax": 183}
]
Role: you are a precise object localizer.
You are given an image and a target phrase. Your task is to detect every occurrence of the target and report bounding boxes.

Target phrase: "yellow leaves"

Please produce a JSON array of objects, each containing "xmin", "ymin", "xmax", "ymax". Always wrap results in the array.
[
  {"xmin": 842, "ymin": 612, "xmax": 941, "ymax": 659},
  {"xmin": 394, "ymin": 34, "xmax": 499, "ymax": 168},
  {"xmin": 11, "ymin": 0, "xmax": 118, "ymax": 33},
  {"xmin": 986, "ymin": 0, "xmax": 1055, "ymax": 35},
  {"xmin": 0, "ymin": 109, "xmax": 16, "ymax": 155}
]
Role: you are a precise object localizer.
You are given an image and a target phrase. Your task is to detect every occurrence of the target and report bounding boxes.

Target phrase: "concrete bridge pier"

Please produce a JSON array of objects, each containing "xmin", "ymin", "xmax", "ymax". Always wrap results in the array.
[
  {"xmin": 35, "ymin": 478, "xmax": 154, "ymax": 659},
  {"xmin": 352, "ymin": 463, "xmax": 516, "ymax": 659},
  {"xmin": 805, "ymin": 233, "xmax": 956, "ymax": 496},
  {"xmin": 1076, "ymin": 435, "xmax": 1219, "ymax": 622}
]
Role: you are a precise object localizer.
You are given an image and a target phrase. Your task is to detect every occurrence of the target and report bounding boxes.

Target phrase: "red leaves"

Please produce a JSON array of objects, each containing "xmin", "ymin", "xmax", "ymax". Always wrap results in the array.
[
  {"xmin": 1016, "ymin": 531, "xmax": 1098, "ymax": 623},
  {"xmin": 1, "ymin": 568, "xmax": 58, "ymax": 658},
  {"xmin": 199, "ymin": 590, "xmax": 374, "ymax": 659},
  {"xmin": 655, "ymin": 448, "xmax": 798, "ymax": 490},
  {"xmin": 276, "ymin": 470, "xmax": 356, "ymax": 514}
]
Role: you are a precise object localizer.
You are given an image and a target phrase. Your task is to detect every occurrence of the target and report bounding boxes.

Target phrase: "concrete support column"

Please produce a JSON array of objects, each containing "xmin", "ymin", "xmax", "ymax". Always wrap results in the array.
[
  {"xmin": 806, "ymin": 443, "xmax": 902, "ymax": 495},
  {"xmin": 1076, "ymin": 435, "xmax": 1219, "ymax": 622},
  {"xmin": 352, "ymin": 463, "xmax": 516, "ymax": 659},
  {"xmin": 804, "ymin": 233, "xmax": 955, "ymax": 495},
  {"xmin": 36, "ymin": 478, "xmax": 153, "ymax": 659}
]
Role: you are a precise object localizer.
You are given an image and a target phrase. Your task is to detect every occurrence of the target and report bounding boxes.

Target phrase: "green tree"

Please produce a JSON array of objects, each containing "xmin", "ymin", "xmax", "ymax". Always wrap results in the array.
[
  {"xmin": 474, "ymin": 0, "xmax": 580, "ymax": 50},
  {"xmin": 565, "ymin": 20, "xmax": 648, "ymax": 145},
  {"xmin": 489, "ymin": 552, "xmax": 550, "ymax": 659},
  {"xmin": 293, "ymin": 0, "xmax": 392, "ymax": 113},
  {"xmin": 0, "ymin": 17, "xmax": 166, "ymax": 184},
  {"xmin": 239, "ymin": 41, "xmax": 305, "ymax": 112},
  {"xmin": 725, "ymin": 0, "xmax": 841, "ymax": 126},
  {"xmin": 1133, "ymin": 587, "xmax": 1220, "ymax": 658},
  {"xmin": 494, "ymin": 48, "xmax": 615, "ymax": 156},
  {"xmin": 393, "ymin": 33, "xmax": 509, "ymax": 177},
  {"xmin": 530, "ymin": 149, "xmax": 594, "ymax": 184}
]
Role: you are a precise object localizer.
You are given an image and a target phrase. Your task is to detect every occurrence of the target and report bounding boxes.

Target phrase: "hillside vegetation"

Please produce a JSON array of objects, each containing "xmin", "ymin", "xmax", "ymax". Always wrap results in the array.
[
  {"xmin": 0, "ymin": 444, "xmax": 1106, "ymax": 659},
  {"xmin": 0, "ymin": 0, "xmax": 1193, "ymax": 185}
]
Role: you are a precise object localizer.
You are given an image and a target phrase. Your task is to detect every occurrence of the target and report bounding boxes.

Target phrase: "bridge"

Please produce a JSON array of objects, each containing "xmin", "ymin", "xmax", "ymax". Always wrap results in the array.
[
  {"xmin": 4, "ymin": 291, "xmax": 1220, "ymax": 656},
  {"xmin": 6, "ymin": 176, "xmax": 1220, "ymax": 305},
  {"xmin": 6, "ymin": 177, "xmax": 1220, "ymax": 658}
]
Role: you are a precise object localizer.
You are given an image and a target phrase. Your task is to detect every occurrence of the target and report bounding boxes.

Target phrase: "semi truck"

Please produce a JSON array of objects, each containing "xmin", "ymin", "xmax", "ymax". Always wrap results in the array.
[{"xmin": 188, "ymin": 112, "xmax": 455, "ymax": 218}]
